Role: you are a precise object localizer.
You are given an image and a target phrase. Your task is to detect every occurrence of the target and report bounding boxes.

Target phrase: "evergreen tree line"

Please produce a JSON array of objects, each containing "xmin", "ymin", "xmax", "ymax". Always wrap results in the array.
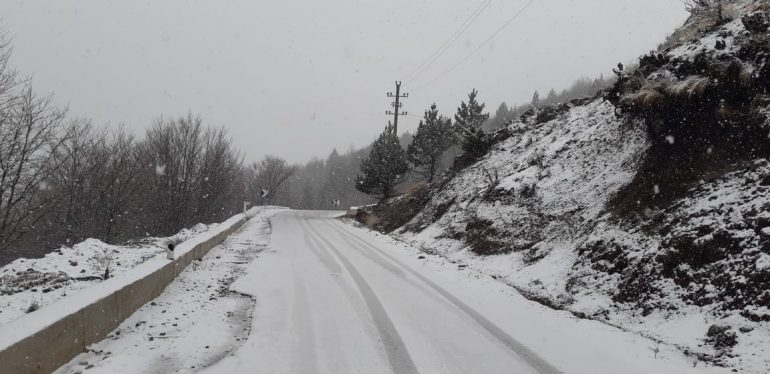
[
  {"xmin": 355, "ymin": 89, "xmax": 490, "ymax": 198},
  {"xmin": 484, "ymin": 75, "xmax": 615, "ymax": 131},
  {"xmin": 354, "ymin": 74, "xmax": 614, "ymax": 200}
]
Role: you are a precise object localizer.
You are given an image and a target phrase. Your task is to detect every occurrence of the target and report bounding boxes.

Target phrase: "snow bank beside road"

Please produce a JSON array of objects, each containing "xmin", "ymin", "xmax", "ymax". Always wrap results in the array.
[
  {"xmin": 0, "ymin": 223, "xmax": 210, "ymax": 327},
  {"xmin": 0, "ymin": 207, "xmax": 283, "ymax": 374},
  {"xmin": 54, "ymin": 208, "xmax": 283, "ymax": 374}
]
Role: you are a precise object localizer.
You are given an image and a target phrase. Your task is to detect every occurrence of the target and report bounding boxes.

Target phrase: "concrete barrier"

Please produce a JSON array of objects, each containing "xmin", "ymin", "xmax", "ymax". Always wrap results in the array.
[{"xmin": 0, "ymin": 212, "xmax": 251, "ymax": 374}]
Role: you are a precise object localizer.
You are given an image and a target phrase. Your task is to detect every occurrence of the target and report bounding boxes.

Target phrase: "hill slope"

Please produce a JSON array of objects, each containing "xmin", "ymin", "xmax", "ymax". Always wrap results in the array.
[{"xmin": 364, "ymin": 2, "xmax": 770, "ymax": 372}]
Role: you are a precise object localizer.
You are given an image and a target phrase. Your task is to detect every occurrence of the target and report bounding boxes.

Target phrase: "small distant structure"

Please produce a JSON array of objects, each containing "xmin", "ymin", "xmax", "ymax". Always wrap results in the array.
[{"xmin": 331, "ymin": 199, "xmax": 341, "ymax": 207}]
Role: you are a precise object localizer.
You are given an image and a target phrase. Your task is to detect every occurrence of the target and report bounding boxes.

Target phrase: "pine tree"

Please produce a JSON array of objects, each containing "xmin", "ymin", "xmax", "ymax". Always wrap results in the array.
[
  {"xmin": 487, "ymin": 102, "xmax": 510, "ymax": 130},
  {"xmin": 531, "ymin": 90, "xmax": 540, "ymax": 107},
  {"xmin": 460, "ymin": 127, "xmax": 489, "ymax": 161},
  {"xmin": 356, "ymin": 122, "xmax": 409, "ymax": 198},
  {"xmin": 407, "ymin": 103, "xmax": 454, "ymax": 182},
  {"xmin": 546, "ymin": 88, "xmax": 558, "ymax": 104},
  {"xmin": 454, "ymin": 89, "xmax": 489, "ymax": 138},
  {"xmin": 454, "ymin": 90, "xmax": 491, "ymax": 167}
]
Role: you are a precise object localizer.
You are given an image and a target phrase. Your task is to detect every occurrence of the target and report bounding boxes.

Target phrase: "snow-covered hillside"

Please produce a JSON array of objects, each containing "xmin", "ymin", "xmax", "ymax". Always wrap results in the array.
[{"xmin": 366, "ymin": 2, "xmax": 770, "ymax": 372}]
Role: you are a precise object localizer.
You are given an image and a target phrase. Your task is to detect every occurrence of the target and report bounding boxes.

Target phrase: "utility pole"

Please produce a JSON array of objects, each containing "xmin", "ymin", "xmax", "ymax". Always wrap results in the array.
[{"xmin": 386, "ymin": 81, "xmax": 408, "ymax": 135}]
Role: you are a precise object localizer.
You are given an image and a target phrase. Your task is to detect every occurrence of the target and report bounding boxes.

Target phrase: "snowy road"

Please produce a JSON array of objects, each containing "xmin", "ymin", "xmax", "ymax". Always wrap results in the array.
[
  {"xmin": 55, "ymin": 209, "xmax": 723, "ymax": 374},
  {"xmin": 206, "ymin": 211, "xmax": 718, "ymax": 374}
]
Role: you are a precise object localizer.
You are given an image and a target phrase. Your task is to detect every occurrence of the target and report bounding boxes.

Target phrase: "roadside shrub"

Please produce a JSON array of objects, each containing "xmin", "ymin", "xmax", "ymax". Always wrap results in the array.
[
  {"xmin": 90, "ymin": 248, "xmax": 115, "ymax": 280},
  {"xmin": 613, "ymin": 262, "xmax": 660, "ymax": 312},
  {"xmin": 657, "ymin": 229, "xmax": 741, "ymax": 275},
  {"xmin": 464, "ymin": 217, "xmax": 507, "ymax": 255},
  {"xmin": 741, "ymin": 11, "xmax": 769, "ymax": 34},
  {"xmin": 534, "ymin": 103, "xmax": 569, "ymax": 124},
  {"xmin": 706, "ymin": 324, "xmax": 738, "ymax": 349},
  {"xmin": 577, "ymin": 239, "xmax": 631, "ymax": 274},
  {"xmin": 25, "ymin": 299, "xmax": 40, "ymax": 314},
  {"xmin": 526, "ymin": 148, "xmax": 546, "ymax": 168},
  {"xmin": 453, "ymin": 129, "xmax": 493, "ymax": 170},
  {"xmin": 432, "ymin": 198, "xmax": 455, "ymax": 222}
]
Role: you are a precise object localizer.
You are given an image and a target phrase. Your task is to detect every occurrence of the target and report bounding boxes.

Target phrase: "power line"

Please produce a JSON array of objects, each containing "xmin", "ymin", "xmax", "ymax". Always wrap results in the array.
[
  {"xmin": 402, "ymin": 1, "xmax": 489, "ymax": 82},
  {"xmin": 402, "ymin": 0, "xmax": 492, "ymax": 84},
  {"xmin": 412, "ymin": 0, "xmax": 537, "ymax": 93}
]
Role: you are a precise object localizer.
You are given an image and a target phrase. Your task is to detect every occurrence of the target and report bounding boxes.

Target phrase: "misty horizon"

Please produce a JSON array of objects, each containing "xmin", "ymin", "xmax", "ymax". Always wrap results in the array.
[{"xmin": 0, "ymin": 0, "xmax": 687, "ymax": 164}]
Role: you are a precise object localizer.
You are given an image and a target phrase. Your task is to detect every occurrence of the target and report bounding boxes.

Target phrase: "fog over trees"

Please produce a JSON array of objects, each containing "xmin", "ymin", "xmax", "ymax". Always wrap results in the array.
[{"xmin": 0, "ymin": 23, "xmax": 613, "ymax": 263}]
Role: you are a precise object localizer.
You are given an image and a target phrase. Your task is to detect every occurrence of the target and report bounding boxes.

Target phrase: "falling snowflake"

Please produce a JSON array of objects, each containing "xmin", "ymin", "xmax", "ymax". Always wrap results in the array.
[
  {"xmin": 155, "ymin": 164, "xmax": 166, "ymax": 176},
  {"xmin": 665, "ymin": 135, "xmax": 675, "ymax": 145},
  {"xmin": 653, "ymin": 184, "xmax": 661, "ymax": 195}
]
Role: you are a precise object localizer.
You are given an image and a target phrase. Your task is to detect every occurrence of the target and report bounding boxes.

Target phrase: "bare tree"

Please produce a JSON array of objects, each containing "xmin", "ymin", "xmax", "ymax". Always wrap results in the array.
[
  {"xmin": 0, "ymin": 85, "xmax": 70, "ymax": 250},
  {"xmin": 139, "ymin": 114, "xmax": 245, "ymax": 234},
  {"xmin": 44, "ymin": 122, "xmax": 151, "ymax": 245},
  {"xmin": 247, "ymin": 156, "xmax": 296, "ymax": 204},
  {"xmin": 96, "ymin": 126, "xmax": 146, "ymax": 240},
  {"xmin": 142, "ymin": 114, "xmax": 205, "ymax": 234},
  {"xmin": 194, "ymin": 126, "xmax": 243, "ymax": 222}
]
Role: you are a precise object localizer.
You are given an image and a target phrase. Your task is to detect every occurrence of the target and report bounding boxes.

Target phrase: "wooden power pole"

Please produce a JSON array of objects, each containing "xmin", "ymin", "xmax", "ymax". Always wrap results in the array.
[{"xmin": 386, "ymin": 81, "xmax": 408, "ymax": 135}]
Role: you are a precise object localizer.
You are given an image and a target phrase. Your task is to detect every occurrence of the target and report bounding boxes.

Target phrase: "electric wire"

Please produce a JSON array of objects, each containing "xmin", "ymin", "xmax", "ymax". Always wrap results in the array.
[
  {"xmin": 402, "ymin": 0, "xmax": 492, "ymax": 84},
  {"xmin": 412, "ymin": 0, "xmax": 537, "ymax": 93}
]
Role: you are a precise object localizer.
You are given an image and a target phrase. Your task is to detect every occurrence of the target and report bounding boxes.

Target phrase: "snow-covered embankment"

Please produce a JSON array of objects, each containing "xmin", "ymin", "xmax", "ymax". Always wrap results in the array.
[{"xmin": 0, "ymin": 208, "xmax": 274, "ymax": 374}]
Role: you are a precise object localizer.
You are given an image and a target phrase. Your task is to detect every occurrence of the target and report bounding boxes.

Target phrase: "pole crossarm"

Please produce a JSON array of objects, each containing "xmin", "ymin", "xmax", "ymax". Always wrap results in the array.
[{"xmin": 386, "ymin": 81, "xmax": 409, "ymax": 135}]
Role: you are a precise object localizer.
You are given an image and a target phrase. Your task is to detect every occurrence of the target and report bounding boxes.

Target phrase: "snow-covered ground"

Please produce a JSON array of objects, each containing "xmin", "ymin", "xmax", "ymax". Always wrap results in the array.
[
  {"xmin": 0, "ymin": 224, "xmax": 212, "ymax": 326},
  {"xmin": 46, "ymin": 209, "xmax": 752, "ymax": 373},
  {"xmin": 54, "ymin": 208, "xmax": 284, "ymax": 374}
]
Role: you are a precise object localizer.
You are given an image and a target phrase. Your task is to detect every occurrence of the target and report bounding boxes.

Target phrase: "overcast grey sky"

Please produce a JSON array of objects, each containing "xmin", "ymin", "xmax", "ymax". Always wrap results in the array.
[{"xmin": 0, "ymin": 0, "xmax": 687, "ymax": 163}]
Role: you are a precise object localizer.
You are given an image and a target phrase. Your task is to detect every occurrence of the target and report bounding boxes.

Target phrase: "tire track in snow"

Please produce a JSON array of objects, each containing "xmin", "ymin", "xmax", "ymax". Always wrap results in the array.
[
  {"xmin": 324, "ymin": 219, "xmax": 563, "ymax": 374},
  {"xmin": 303, "ymin": 217, "xmax": 420, "ymax": 374},
  {"xmin": 320, "ymin": 220, "xmax": 466, "ymax": 313},
  {"xmin": 297, "ymin": 217, "xmax": 383, "ymax": 373},
  {"xmin": 338, "ymin": 234, "xmax": 407, "ymax": 278},
  {"xmin": 303, "ymin": 228, "xmax": 343, "ymax": 274}
]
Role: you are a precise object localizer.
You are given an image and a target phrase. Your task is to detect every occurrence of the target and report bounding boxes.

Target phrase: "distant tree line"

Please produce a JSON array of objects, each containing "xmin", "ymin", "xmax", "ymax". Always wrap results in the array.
[
  {"xmin": 0, "ymin": 35, "xmax": 297, "ymax": 263},
  {"xmin": 484, "ymin": 75, "xmax": 614, "ymax": 131},
  {"xmin": 269, "ymin": 148, "xmax": 377, "ymax": 210}
]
